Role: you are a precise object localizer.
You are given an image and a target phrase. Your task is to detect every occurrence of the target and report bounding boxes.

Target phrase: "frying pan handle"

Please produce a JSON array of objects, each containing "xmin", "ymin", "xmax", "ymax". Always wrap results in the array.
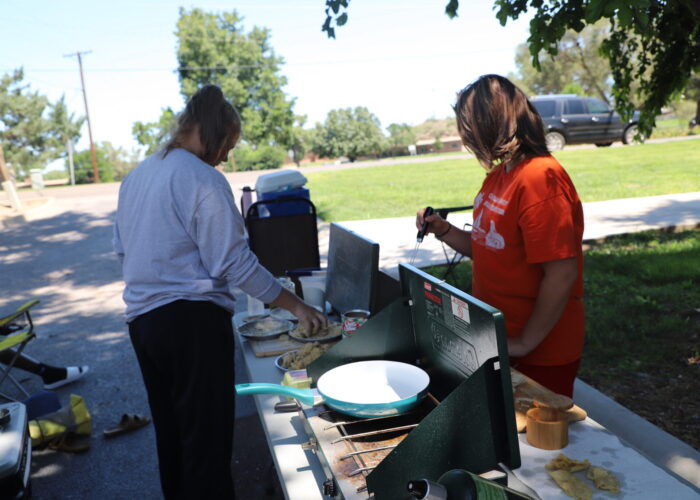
[{"xmin": 235, "ymin": 383, "xmax": 316, "ymax": 406}]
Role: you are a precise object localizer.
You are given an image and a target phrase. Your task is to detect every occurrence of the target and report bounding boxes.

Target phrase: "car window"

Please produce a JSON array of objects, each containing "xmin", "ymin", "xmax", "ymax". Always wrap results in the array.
[
  {"xmin": 532, "ymin": 100, "xmax": 556, "ymax": 117},
  {"xmin": 564, "ymin": 99, "xmax": 586, "ymax": 115},
  {"xmin": 587, "ymin": 98, "xmax": 610, "ymax": 114}
]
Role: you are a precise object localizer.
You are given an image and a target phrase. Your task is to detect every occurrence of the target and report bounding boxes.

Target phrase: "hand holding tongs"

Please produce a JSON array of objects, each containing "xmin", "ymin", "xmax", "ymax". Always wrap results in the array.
[{"xmin": 410, "ymin": 206, "xmax": 434, "ymax": 265}]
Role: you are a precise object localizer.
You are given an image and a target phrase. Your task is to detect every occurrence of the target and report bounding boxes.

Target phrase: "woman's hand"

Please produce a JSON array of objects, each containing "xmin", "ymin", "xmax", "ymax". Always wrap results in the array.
[
  {"xmin": 415, "ymin": 208, "xmax": 450, "ymax": 236},
  {"xmin": 291, "ymin": 302, "xmax": 328, "ymax": 335},
  {"xmin": 269, "ymin": 288, "xmax": 327, "ymax": 334},
  {"xmin": 415, "ymin": 207, "xmax": 473, "ymax": 258}
]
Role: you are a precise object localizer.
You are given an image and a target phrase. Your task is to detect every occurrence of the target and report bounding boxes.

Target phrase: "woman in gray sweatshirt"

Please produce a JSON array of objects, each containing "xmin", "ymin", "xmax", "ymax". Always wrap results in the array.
[{"xmin": 114, "ymin": 84, "xmax": 326, "ymax": 499}]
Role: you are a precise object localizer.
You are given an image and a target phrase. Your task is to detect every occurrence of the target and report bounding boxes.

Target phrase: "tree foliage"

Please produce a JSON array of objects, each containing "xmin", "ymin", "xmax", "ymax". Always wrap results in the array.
[
  {"xmin": 310, "ymin": 107, "xmax": 385, "ymax": 162},
  {"xmin": 68, "ymin": 141, "xmax": 137, "ymax": 184},
  {"xmin": 232, "ymin": 144, "xmax": 287, "ymax": 171},
  {"xmin": 494, "ymin": 0, "xmax": 700, "ymax": 136},
  {"xmin": 510, "ymin": 21, "xmax": 612, "ymax": 102},
  {"xmin": 131, "ymin": 108, "xmax": 176, "ymax": 156},
  {"xmin": 134, "ymin": 8, "xmax": 296, "ymax": 159},
  {"xmin": 322, "ymin": 1, "xmax": 700, "ymax": 137},
  {"xmin": 0, "ymin": 69, "xmax": 84, "ymax": 178},
  {"xmin": 386, "ymin": 123, "xmax": 416, "ymax": 155},
  {"xmin": 288, "ymin": 115, "xmax": 311, "ymax": 166}
]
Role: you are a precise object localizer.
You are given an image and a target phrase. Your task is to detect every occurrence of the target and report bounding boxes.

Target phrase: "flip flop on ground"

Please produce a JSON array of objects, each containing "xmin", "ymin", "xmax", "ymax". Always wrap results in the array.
[
  {"xmin": 43, "ymin": 366, "xmax": 89, "ymax": 390},
  {"xmin": 103, "ymin": 413, "xmax": 151, "ymax": 438}
]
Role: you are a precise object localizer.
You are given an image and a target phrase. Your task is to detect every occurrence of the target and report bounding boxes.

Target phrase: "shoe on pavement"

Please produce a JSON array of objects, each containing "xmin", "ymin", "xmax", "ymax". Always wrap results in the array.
[{"xmin": 44, "ymin": 366, "xmax": 89, "ymax": 390}]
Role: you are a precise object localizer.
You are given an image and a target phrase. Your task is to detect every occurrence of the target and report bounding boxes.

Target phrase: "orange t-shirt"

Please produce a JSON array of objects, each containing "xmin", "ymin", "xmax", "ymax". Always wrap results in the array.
[{"xmin": 470, "ymin": 156, "xmax": 585, "ymax": 366}]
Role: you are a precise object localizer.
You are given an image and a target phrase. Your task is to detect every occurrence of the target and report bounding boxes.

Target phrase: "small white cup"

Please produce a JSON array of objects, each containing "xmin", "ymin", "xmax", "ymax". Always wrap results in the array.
[{"xmin": 299, "ymin": 276, "xmax": 326, "ymax": 311}]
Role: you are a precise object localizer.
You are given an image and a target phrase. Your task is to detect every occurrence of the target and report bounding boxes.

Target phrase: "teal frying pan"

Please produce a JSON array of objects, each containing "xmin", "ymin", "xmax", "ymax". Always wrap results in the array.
[{"xmin": 235, "ymin": 360, "xmax": 430, "ymax": 418}]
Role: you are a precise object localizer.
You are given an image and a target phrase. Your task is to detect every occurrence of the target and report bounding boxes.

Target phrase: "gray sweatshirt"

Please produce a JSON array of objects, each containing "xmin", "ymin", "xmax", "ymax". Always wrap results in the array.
[{"xmin": 114, "ymin": 148, "xmax": 281, "ymax": 322}]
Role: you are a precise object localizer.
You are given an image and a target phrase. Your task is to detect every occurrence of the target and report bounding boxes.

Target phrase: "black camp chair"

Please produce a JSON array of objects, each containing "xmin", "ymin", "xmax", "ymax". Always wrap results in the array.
[{"xmin": 245, "ymin": 197, "xmax": 320, "ymax": 277}]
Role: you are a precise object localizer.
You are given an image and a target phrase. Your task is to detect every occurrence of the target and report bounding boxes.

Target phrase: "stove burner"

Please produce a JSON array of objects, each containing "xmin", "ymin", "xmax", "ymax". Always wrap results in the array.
[{"xmin": 300, "ymin": 395, "xmax": 439, "ymax": 498}]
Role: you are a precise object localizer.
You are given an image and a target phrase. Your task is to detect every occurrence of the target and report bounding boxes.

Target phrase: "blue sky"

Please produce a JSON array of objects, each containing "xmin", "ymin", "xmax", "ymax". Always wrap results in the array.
[{"xmin": 1, "ymin": 0, "xmax": 532, "ymax": 161}]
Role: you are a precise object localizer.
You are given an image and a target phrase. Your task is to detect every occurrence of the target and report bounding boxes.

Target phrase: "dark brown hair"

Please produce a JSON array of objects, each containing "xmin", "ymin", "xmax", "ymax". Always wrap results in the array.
[
  {"xmin": 163, "ymin": 84, "xmax": 241, "ymax": 165},
  {"xmin": 454, "ymin": 74, "xmax": 549, "ymax": 171}
]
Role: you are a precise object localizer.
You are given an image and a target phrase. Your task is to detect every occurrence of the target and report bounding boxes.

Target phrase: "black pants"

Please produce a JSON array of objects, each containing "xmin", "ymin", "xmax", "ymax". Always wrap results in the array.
[{"xmin": 129, "ymin": 300, "xmax": 235, "ymax": 500}]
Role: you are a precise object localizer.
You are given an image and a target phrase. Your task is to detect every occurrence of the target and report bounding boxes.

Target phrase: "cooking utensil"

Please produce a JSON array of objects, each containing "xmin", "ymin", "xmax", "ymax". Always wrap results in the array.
[
  {"xmin": 236, "ymin": 360, "xmax": 430, "ymax": 418},
  {"xmin": 410, "ymin": 206, "xmax": 434, "ymax": 265},
  {"xmin": 238, "ymin": 317, "xmax": 294, "ymax": 339}
]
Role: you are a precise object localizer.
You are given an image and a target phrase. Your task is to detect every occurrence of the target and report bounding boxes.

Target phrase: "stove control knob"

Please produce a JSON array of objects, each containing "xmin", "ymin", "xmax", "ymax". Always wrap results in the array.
[
  {"xmin": 322, "ymin": 479, "xmax": 338, "ymax": 497},
  {"xmin": 301, "ymin": 438, "xmax": 318, "ymax": 452}
]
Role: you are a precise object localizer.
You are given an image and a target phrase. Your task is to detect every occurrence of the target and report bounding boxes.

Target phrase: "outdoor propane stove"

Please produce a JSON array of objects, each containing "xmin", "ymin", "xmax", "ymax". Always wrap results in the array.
[{"xmin": 297, "ymin": 264, "xmax": 521, "ymax": 499}]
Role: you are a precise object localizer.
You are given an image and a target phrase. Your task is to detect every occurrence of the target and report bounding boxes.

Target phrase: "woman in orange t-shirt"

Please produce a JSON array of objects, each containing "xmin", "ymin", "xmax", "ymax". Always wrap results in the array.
[{"xmin": 416, "ymin": 74, "xmax": 585, "ymax": 397}]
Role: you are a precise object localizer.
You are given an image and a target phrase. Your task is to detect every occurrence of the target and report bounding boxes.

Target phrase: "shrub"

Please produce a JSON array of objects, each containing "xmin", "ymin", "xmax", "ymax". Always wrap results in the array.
[{"xmin": 233, "ymin": 145, "xmax": 286, "ymax": 171}]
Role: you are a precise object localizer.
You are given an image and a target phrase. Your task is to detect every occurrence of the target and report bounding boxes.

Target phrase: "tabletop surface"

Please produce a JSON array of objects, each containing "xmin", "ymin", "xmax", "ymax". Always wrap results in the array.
[{"xmin": 233, "ymin": 312, "xmax": 699, "ymax": 500}]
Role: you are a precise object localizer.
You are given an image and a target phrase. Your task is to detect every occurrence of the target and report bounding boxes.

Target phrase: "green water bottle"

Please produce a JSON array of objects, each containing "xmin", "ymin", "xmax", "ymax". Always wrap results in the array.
[{"xmin": 407, "ymin": 469, "xmax": 536, "ymax": 500}]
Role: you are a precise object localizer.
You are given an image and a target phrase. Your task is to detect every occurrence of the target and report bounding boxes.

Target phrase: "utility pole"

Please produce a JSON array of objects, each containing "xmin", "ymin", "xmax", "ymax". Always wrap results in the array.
[{"xmin": 64, "ymin": 50, "xmax": 99, "ymax": 183}]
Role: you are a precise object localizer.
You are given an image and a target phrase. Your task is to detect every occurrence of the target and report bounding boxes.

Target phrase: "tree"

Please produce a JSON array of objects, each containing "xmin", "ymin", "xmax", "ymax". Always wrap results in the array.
[
  {"xmin": 69, "ymin": 141, "xmax": 137, "ymax": 184},
  {"xmin": 310, "ymin": 107, "xmax": 385, "ymax": 162},
  {"xmin": 509, "ymin": 21, "xmax": 612, "ymax": 102},
  {"xmin": 0, "ymin": 69, "xmax": 84, "ymax": 178},
  {"xmin": 685, "ymin": 75, "xmax": 700, "ymax": 127},
  {"xmin": 133, "ymin": 8, "xmax": 297, "ymax": 155},
  {"xmin": 132, "ymin": 108, "xmax": 176, "ymax": 156},
  {"xmin": 386, "ymin": 123, "xmax": 416, "ymax": 156},
  {"xmin": 288, "ymin": 116, "xmax": 311, "ymax": 166},
  {"xmin": 322, "ymin": 1, "xmax": 700, "ymax": 137}
]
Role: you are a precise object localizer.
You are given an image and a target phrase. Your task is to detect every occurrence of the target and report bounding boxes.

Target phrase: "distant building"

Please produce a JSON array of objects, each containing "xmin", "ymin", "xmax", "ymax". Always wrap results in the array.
[{"xmin": 415, "ymin": 136, "xmax": 466, "ymax": 154}]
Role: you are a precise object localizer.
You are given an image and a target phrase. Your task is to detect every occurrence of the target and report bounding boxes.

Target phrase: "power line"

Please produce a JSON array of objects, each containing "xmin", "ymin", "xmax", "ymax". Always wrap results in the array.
[{"xmin": 4, "ymin": 46, "xmax": 516, "ymax": 74}]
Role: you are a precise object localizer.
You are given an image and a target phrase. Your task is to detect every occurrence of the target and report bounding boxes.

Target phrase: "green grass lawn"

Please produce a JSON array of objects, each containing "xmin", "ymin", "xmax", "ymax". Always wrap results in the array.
[
  {"xmin": 422, "ymin": 227, "xmax": 700, "ymax": 384},
  {"xmin": 306, "ymin": 139, "xmax": 700, "ymax": 222}
]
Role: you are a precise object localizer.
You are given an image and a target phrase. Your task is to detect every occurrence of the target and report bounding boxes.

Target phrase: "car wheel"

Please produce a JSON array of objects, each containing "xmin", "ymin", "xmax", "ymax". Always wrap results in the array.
[
  {"xmin": 545, "ymin": 131, "xmax": 566, "ymax": 151},
  {"xmin": 595, "ymin": 142, "xmax": 613, "ymax": 147},
  {"xmin": 623, "ymin": 125, "xmax": 639, "ymax": 145}
]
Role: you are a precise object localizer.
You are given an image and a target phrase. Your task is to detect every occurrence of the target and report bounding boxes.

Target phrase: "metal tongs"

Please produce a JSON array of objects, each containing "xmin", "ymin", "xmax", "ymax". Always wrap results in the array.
[
  {"xmin": 409, "ymin": 205, "xmax": 474, "ymax": 266},
  {"xmin": 410, "ymin": 206, "xmax": 434, "ymax": 265}
]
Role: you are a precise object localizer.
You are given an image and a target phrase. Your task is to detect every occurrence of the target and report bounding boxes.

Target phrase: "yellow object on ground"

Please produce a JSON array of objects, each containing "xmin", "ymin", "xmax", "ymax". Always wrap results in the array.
[{"xmin": 28, "ymin": 394, "xmax": 92, "ymax": 447}]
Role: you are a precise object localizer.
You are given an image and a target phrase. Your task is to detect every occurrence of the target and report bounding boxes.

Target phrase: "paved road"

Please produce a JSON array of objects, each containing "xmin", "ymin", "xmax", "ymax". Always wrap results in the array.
[{"xmin": 0, "ymin": 192, "xmax": 283, "ymax": 499}]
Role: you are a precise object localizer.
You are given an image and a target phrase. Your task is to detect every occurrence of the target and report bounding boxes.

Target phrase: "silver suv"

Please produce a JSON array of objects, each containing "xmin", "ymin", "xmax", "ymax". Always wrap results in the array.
[{"xmin": 530, "ymin": 94, "xmax": 640, "ymax": 150}]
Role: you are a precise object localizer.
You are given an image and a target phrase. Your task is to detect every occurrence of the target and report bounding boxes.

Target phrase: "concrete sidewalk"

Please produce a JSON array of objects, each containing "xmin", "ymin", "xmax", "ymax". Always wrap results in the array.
[{"xmin": 332, "ymin": 191, "xmax": 700, "ymax": 278}]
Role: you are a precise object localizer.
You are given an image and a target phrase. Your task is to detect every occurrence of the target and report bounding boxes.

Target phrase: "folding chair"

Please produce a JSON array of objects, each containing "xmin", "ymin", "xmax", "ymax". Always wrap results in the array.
[
  {"xmin": 0, "ymin": 299, "xmax": 39, "ymax": 401},
  {"xmin": 245, "ymin": 197, "xmax": 320, "ymax": 277}
]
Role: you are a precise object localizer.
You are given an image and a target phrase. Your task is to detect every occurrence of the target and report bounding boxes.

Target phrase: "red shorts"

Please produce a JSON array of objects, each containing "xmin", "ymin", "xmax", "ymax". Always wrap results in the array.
[{"xmin": 510, "ymin": 358, "xmax": 581, "ymax": 397}]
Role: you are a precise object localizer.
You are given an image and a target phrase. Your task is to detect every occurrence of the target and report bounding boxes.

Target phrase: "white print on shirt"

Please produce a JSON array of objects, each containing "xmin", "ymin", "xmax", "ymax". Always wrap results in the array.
[
  {"xmin": 485, "ymin": 220, "xmax": 505, "ymax": 249},
  {"xmin": 471, "ymin": 189, "xmax": 509, "ymax": 251},
  {"xmin": 488, "ymin": 193, "xmax": 509, "ymax": 206},
  {"xmin": 483, "ymin": 201, "xmax": 505, "ymax": 215},
  {"xmin": 472, "ymin": 211, "xmax": 485, "ymax": 234}
]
